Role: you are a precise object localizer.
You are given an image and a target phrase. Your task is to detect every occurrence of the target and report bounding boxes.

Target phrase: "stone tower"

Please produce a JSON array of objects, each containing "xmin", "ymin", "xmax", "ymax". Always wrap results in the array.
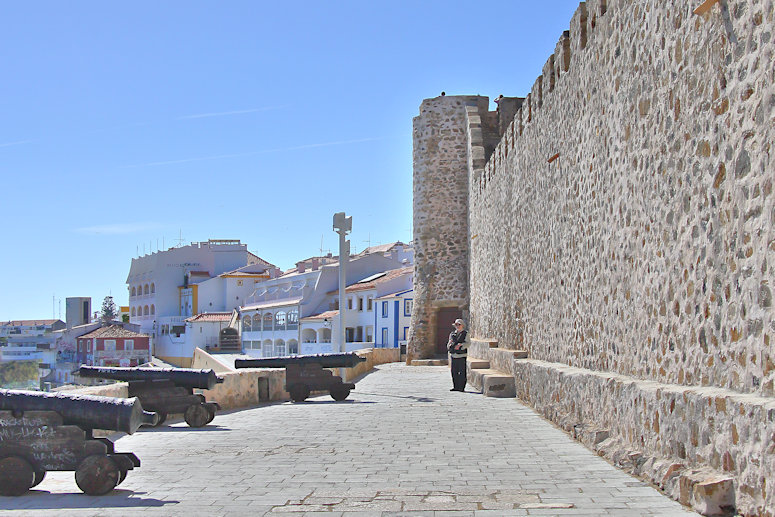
[{"xmin": 408, "ymin": 94, "xmax": 518, "ymax": 360}]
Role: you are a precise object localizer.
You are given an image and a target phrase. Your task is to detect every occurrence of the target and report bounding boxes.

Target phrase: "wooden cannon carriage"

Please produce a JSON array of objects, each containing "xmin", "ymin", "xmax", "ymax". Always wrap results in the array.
[
  {"xmin": 235, "ymin": 353, "xmax": 366, "ymax": 402},
  {"xmin": 0, "ymin": 388, "xmax": 157, "ymax": 496},
  {"xmin": 77, "ymin": 366, "xmax": 224, "ymax": 428}
]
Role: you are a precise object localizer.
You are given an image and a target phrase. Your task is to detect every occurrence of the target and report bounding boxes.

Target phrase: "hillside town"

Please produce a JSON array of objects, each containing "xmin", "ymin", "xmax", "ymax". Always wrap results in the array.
[{"xmin": 0, "ymin": 238, "xmax": 413, "ymax": 390}]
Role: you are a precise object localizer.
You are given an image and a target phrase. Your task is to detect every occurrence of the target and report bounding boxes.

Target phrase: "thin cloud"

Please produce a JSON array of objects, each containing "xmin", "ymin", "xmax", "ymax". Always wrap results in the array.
[
  {"xmin": 73, "ymin": 222, "xmax": 165, "ymax": 235},
  {"xmin": 123, "ymin": 137, "xmax": 383, "ymax": 168},
  {"xmin": 0, "ymin": 139, "xmax": 33, "ymax": 148},
  {"xmin": 177, "ymin": 106, "xmax": 287, "ymax": 120}
]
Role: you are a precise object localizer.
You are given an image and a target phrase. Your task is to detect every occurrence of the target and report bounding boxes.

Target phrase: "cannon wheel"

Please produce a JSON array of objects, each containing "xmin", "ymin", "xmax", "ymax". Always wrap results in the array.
[
  {"xmin": 204, "ymin": 404, "xmax": 216, "ymax": 424},
  {"xmin": 117, "ymin": 468, "xmax": 128, "ymax": 485},
  {"xmin": 75, "ymin": 455, "xmax": 120, "ymax": 496},
  {"xmin": 330, "ymin": 385, "xmax": 351, "ymax": 402},
  {"xmin": 31, "ymin": 469, "xmax": 46, "ymax": 488},
  {"xmin": 154, "ymin": 412, "xmax": 167, "ymax": 426},
  {"xmin": 0, "ymin": 456, "xmax": 34, "ymax": 496},
  {"xmin": 288, "ymin": 384, "xmax": 310, "ymax": 402},
  {"xmin": 184, "ymin": 403, "xmax": 210, "ymax": 428}
]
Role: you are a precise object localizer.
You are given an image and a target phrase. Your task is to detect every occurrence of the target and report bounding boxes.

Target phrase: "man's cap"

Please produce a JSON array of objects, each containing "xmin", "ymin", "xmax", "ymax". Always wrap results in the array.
[{"xmin": 453, "ymin": 319, "xmax": 464, "ymax": 326}]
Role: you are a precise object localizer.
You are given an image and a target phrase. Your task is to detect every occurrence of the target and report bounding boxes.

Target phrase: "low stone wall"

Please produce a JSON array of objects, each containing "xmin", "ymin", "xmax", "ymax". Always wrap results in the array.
[
  {"xmin": 514, "ymin": 358, "xmax": 773, "ymax": 516},
  {"xmin": 344, "ymin": 348, "xmax": 401, "ymax": 382},
  {"xmin": 198, "ymin": 369, "xmax": 287, "ymax": 409},
  {"xmin": 68, "ymin": 347, "xmax": 401, "ymax": 410}
]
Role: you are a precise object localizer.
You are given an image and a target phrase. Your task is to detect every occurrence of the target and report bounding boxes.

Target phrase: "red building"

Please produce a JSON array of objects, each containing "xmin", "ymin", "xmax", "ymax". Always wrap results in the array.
[{"xmin": 77, "ymin": 325, "xmax": 150, "ymax": 367}]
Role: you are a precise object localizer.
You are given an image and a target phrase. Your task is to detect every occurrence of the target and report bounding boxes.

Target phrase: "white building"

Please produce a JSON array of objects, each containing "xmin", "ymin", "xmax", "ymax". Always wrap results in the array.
[
  {"xmin": 356, "ymin": 241, "xmax": 414, "ymax": 265},
  {"xmin": 0, "ymin": 319, "xmax": 66, "ymax": 389},
  {"xmin": 239, "ymin": 253, "xmax": 406, "ymax": 358},
  {"xmin": 126, "ymin": 239, "xmax": 277, "ymax": 366},
  {"xmin": 375, "ymin": 288, "xmax": 413, "ymax": 351}
]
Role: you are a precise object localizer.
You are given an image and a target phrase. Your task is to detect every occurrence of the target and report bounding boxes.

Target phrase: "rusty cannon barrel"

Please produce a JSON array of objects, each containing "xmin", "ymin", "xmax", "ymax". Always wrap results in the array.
[
  {"xmin": 77, "ymin": 366, "xmax": 224, "ymax": 390},
  {"xmin": 0, "ymin": 389, "xmax": 158, "ymax": 434},
  {"xmin": 234, "ymin": 352, "xmax": 366, "ymax": 370}
]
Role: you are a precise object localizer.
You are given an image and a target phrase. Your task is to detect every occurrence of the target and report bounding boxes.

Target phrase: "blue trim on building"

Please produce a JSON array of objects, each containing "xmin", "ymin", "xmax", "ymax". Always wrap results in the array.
[{"xmin": 393, "ymin": 300, "xmax": 400, "ymax": 347}]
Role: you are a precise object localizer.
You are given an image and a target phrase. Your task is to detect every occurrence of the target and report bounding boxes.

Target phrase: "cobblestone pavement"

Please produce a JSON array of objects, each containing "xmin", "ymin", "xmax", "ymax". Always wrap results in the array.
[{"xmin": 0, "ymin": 363, "xmax": 697, "ymax": 516}]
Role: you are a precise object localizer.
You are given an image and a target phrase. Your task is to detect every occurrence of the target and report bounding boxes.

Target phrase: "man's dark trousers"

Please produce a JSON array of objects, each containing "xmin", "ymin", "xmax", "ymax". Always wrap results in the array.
[{"xmin": 451, "ymin": 356, "xmax": 467, "ymax": 391}]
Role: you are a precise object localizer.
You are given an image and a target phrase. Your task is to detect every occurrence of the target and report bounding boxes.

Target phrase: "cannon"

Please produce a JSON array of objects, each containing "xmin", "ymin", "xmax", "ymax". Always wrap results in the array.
[
  {"xmin": 78, "ymin": 366, "xmax": 224, "ymax": 428},
  {"xmin": 235, "ymin": 353, "xmax": 366, "ymax": 402},
  {"xmin": 0, "ymin": 388, "xmax": 157, "ymax": 496}
]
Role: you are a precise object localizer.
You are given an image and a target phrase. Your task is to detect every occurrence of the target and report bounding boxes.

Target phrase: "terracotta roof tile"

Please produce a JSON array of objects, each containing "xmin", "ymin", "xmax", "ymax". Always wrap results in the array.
[
  {"xmin": 186, "ymin": 312, "xmax": 233, "ymax": 323},
  {"xmin": 78, "ymin": 325, "xmax": 148, "ymax": 339}
]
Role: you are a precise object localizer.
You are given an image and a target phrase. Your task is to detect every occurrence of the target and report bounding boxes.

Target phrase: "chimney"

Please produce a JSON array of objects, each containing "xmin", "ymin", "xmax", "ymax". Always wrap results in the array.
[
  {"xmin": 296, "ymin": 261, "xmax": 306, "ymax": 273},
  {"xmin": 312, "ymin": 257, "xmax": 320, "ymax": 271}
]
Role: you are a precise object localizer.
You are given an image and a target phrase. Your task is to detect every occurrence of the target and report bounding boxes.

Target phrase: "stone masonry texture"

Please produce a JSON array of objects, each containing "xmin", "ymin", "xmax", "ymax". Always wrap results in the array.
[{"xmin": 411, "ymin": 0, "xmax": 775, "ymax": 515}]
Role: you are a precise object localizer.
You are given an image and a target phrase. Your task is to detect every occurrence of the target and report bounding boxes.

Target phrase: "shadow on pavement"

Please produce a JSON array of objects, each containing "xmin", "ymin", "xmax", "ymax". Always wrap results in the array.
[
  {"xmin": 143, "ymin": 424, "xmax": 231, "ymax": 432},
  {"xmin": 12, "ymin": 489, "xmax": 176, "ymax": 509},
  {"xmin": 354, "ymin": 392, "xmax": 438, "ymax": 403},
  {"xmin": 289, "ymin": 399, "xmax": 377, "ymax": 405}
]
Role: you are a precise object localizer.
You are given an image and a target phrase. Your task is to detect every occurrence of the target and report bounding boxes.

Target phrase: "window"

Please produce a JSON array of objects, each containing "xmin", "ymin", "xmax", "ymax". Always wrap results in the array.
[
  {"xmin": 358, "ymin": 297, "xmax": 364, "ymax": 311},
  {"xmin": 144, "ymin": 284, "xmax": 149, "ymax": 295},
  {"xmin": 150, "ymin": 283, "xmax": 155, "ymax": 293},
  {"xmin": 275, "ymin": 311, "xmax": 286, "ymax": 329},
  {"xmin": 347, "ymin": 298, "xmax": 353, "ymax": 310},
  {"xmin": 131, "ymin": 307, "xmax": 136, "ymax": 317},
  {"xmin": 150, "ymin": 304, "xmax": 155, "ymax": 315},
  {"xmin": 367, "ymin": 297, "xmax": 373, "ymax": 311},
  {"xmin": 263, "ymin": 313, "xmax": 273, "ymax": 331},
  {"xmin": 366, "ymin": 326, "xmax": 373, "ymax": 342},
  {"xmin": 275, "ymin": 340, "xmax": 286, "ymax": 356},
  {"xmin": 125, "ymin": 339, "xmax": 134, "ymax": 351},
  {"xmin": 381, "ymin": 328, "xmax": 389, "ymax": 345},
  {"xmin": 288, "ymin": 340, "xmax": 299, "ymax": 355},
  {"xmin": 404, "ymin": 299, "xmax": 413, "ymax": 316},
  {"xmin": 242, "ymin": 316, "xmax": 252, "ymax": 331},
  {"xmin": 345, "ymin": 328, "xmax": 354, "ymax": 342},
  {"xmin": 382, "ymin": 301, "xmax": 388, "ymax": 318},
  {"xmin": 161, "ymin": 324, "xmax": 169, "ymax": 335},
  {"xmin": 403, "ymin": 327, "xmax": 409, "ymax": 340},
  {"xmin": 104, "ymin": 340, "xmax": 116, "ymax": 351},
  {"xmin": 252, "ymin": 314, "xmax": 261, "ymax": 329},
  {"xmin": 144, "ymin": 305, "xmax": 149, "ymax": 316},
  {"xmin": 131, "ymin": 287, "xmax": 136, "ymax": 297}
]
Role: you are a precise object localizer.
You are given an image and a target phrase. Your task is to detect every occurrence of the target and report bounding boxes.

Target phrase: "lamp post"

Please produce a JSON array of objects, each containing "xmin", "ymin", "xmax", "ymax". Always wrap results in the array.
[{"xmin": 333, "ymin": 212, "xmax": 351, "ymax": 376}]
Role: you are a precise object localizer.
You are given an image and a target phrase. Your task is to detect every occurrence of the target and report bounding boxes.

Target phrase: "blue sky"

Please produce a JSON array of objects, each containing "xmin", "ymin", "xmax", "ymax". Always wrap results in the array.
[{"xmin": 0, "ymin": 1, "xmax": 580, "ymax": 320}]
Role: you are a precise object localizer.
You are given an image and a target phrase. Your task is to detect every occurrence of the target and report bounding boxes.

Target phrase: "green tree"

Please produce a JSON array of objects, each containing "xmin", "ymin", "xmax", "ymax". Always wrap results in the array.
[{"xmin": 100, "ymin": 295, "xmax": 117, "ymax": 323}]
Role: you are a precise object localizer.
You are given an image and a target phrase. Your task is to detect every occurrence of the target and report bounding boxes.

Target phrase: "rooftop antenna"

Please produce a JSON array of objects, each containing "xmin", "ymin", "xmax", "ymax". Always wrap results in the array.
[
  {"xmin": 175, "ymin": 229, "xmax": 185, "ymax": 248},
  {"xmin": 363, "ymin": 233, "xmax": 371, "ymax": 252},
  {"xmin": 320, "ymin": 234, "xmax": 324, "ymax": 256},
  {"xmin": 52, "ymin": 294, "xmax": 55, "ymax": 320}
]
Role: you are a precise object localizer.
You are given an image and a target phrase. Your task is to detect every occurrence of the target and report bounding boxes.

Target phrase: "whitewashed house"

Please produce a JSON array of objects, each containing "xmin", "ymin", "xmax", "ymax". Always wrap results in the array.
[
  {"xmin": 126, "ymin": 239, "xmax": 277, "ymax": 366},
  {"xmin": 239, "ymin": 253, "xmax": 406, "ymax": 358}
]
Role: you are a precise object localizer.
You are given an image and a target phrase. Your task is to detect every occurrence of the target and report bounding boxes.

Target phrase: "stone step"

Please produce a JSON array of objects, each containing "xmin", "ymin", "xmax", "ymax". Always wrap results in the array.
[
  {"xmin": 467, "ymin": 367, "xmax": 516, "ymax": 398},
  {"xmin": 467, "ymin": 358, "xmax": 490, "ymax": 369}
]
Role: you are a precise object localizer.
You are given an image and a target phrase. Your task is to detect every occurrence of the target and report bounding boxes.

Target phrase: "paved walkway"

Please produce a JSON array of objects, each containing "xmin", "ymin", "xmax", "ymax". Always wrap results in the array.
[{"xmin": 0, "ymin": 363, "xmax": 696, "ymax": 516}]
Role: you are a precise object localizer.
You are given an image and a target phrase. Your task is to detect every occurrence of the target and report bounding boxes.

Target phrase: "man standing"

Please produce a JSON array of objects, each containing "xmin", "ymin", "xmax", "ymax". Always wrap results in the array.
[{"xmin": 448, "ymin": 318, "xmax": 469, "ymax": 392}]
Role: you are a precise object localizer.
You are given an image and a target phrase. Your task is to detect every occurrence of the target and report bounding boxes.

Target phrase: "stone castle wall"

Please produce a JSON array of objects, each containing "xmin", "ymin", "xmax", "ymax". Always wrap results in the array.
[
  {"xmin": 470, "ymin": 0, "xmax": 775, "ymax": 396},
  {"xmin": 413, "ymin": 0, "xmax": 775, "ymax": 514}
]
